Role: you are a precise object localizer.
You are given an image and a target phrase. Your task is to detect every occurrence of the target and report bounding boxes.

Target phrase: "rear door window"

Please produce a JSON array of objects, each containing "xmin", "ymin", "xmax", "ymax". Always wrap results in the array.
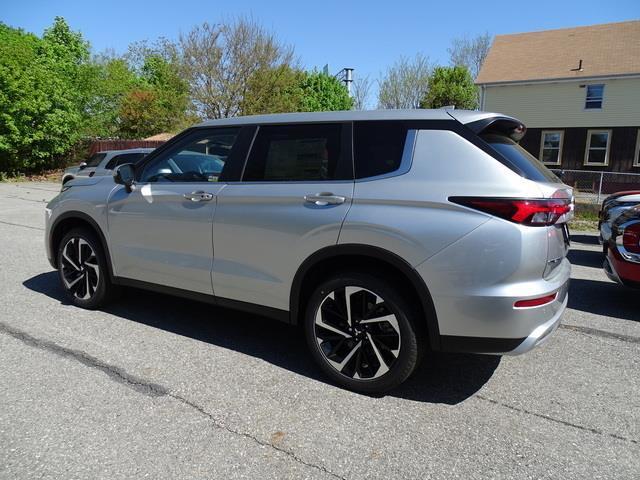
[
  {"xmin": 243, "ymin": 123, "xmax": 350, "ymax": 181},
  {"xmin": 353, "ymin": 121, "xmax": 409, "ymax": 179},
  {"xmin": 105, "ymin": 153, "xmax": 145, "ymax": 170},
  {"xmin": 481, "ymin": 134, "xmax": 561, "ymax": 183},
  {"xmin": 86, "ymin": 153, "xmax": 106, "ymax": 167}
]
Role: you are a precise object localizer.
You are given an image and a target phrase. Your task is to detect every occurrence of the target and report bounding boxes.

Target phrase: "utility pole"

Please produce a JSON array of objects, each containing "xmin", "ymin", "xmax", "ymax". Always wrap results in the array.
[{"xmin": 333, "ymin": 67, "xmax": 354, "ymax": 96}]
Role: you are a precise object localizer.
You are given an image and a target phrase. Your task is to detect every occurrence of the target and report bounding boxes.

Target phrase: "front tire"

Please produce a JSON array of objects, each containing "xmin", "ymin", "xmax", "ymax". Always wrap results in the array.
[
  {"xmin": 57, "ymin": 227, "xmax": 113, "ymax": 309},
  {"xmin": 304, "ymin": 271, "xmax": 421, "ymax": 393}
]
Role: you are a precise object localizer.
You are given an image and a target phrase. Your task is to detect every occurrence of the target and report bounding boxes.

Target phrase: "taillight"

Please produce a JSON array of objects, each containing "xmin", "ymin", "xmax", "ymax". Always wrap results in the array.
[
  {"xmin": 450, "ymin": 197, "xmax": 572, "ymax": 226},
  {"xmin": 622, "ymin": 222, "xmax": 640, "ymax": 254}
]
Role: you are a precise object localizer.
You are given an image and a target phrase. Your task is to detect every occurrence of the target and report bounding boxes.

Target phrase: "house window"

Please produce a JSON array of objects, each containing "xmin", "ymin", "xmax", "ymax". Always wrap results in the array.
[
  {"xmin": 634, "ymin": 130, "xmax": 640, "ymax": 167},
  {"xmin": 539, "ymin": 130, "xmax": 564, "ymax": 165},
  {"xmin": 584, "ymin": 130, "xmax": 611, "ymax": 166},
  {"xmin": 585, "ymin": 84, "xmax": 604, "ymax": 109}
]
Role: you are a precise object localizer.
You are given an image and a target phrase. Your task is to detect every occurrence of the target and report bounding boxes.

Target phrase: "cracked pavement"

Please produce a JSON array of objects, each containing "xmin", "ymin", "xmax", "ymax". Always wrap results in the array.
[{"xmin": 0, "ymin": 181, "xmax": 638, "ymax": 479}]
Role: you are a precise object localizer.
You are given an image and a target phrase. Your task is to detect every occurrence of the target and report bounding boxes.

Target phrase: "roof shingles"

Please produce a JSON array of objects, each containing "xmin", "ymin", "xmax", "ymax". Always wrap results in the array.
[{"xmin": 476, "ymin": 20, "xmax": 640, "ymax": 85}]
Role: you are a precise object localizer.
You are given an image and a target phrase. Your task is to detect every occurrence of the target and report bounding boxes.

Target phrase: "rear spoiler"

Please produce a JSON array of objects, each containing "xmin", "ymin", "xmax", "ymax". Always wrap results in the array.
[{"xmin": 448, "ymin": 112, "xmax": 527, "ymax": 142}]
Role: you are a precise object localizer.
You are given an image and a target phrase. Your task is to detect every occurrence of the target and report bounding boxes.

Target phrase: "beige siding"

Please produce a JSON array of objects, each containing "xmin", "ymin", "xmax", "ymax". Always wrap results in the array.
[{"xmin": 481, "ymin": 77, "xmax": 640, "ymax": 128}]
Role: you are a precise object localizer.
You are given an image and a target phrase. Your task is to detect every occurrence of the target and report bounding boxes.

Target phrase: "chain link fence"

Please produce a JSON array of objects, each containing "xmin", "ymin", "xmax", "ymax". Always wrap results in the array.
[{"xmin": 550, "ymin": 169, "xmax": 640, "ymax": 204}]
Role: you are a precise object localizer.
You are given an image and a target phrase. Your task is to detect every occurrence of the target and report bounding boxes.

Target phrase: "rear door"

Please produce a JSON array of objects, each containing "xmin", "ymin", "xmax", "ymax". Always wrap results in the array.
[
  {"xmin": 107, "ymin": 127, "xmax": 243, "ymax": 294},
  {"xmin": 212, "ymin": 122, "xmax": 353, "ymax": 311}
]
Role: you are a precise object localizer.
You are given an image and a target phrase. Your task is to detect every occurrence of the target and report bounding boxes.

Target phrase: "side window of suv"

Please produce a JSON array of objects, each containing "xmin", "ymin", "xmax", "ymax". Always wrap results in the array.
[
  {"xmin": 105, "ymin": 153, "xmax": 145, "ymax": 170},
  {"xmin": 353, "ymin": 121, "xmax": 409, "ymax": 179},
  {"xmin": 140, "ymin": 128, "xmax": 240, "ymax": 183},
  {"xmin": 243, "ymin": 123, "xmax": 350, "ymax": 181},
  {"xmin": 86, "ymin": 153, "xmax": 106, "ymax": 167}
]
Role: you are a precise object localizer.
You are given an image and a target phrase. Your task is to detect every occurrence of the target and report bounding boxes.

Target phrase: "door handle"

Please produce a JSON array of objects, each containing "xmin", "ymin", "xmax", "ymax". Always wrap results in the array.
[
  {"xmin": 304, "ymin": 192, "xmax": 346, "ymax": 206},
  {"xmin": 183, "ymin": 191, "xmax": 214, "ymax": 202}
]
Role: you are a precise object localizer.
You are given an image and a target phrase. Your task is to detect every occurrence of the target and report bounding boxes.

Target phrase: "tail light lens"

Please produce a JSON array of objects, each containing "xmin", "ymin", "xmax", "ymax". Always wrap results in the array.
[
  {"xmin": 622, "ymin": 222, "xmax": 640, "ymax": 254},
  {"xmin": 450, "ymin": 197, "xmax": 572, "ymax": 226},
  {"xmin": 514, "ymin": 292, "xmax": 557, "ymax": 308}
]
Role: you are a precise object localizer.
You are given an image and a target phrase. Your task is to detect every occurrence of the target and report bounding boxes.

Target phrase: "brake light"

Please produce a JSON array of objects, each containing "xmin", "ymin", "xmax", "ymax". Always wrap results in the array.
[
  {"xmin": 450, "ymin": 197, "xmax": 572, "ymax": 226},
  {"xmin": 514, "ymin": 293, "xmax": 557, "ymax": 308},
  {"xmin": 622, "ymin": 222, "xmax": 640, "ymax": 254}
]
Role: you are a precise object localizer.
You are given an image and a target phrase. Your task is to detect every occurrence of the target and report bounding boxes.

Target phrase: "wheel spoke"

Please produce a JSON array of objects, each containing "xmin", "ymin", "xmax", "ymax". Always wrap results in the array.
[
  {"xmin": 315, "ymin": 316, "xmax": 352, "ymax": 338},
  {"xmin": 360, "ymin": 313, "xmax": 400, "ymax": 335},
  {"xmin": 327, "ymin": 340, "xmax": 362, "ymax": 372},
  {"xmin": 63, "ymin": 273, "xmax": 83, "ymax": 290},
  {"xmin": 344, "ymin": 286, "xmax": 359, "ymax": 327},
  {"xmin": 77, "ymin": 239, "xmax": 84, "ymax": 265},
  {"xmin": 366, "ymin": 333, "xmax": 390, "ymax": 377},
  {"xmin": 62, "ymin": 248, "xmax": 80, "ymax": 272}
]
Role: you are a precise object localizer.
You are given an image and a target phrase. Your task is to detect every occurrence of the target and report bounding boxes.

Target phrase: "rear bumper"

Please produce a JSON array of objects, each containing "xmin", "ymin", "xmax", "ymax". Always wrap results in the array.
[
  {"xmin": 437, "ymin": 278, "xmax": 569, "ymax": 355},
  {"xmin": 604, "ymin": 249, "xmax": 640, "ymax": 287}
]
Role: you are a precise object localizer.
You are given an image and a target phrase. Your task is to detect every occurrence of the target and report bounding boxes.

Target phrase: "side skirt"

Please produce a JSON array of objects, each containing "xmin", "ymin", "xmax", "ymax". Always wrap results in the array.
[{"xmin": 113, "ymin": 277, "xmax": 290, "ymax": 324}]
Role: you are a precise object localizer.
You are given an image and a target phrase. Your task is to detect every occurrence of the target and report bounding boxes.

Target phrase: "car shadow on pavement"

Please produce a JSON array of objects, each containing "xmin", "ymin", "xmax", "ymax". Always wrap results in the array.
[
  {"xmin": 570, "ymin": 234, "xmax": 600, "ymax": 246},
  {"xmin": 569, "ymin": 278, "xmax": 638, "ymax": 322},
  {"xmin": 567, "ymin": 248, "xmax": 604, "ymax": 269},
  {"xmin": 23, "ymin": 271, "xmax": 501, "ymax": 404}
]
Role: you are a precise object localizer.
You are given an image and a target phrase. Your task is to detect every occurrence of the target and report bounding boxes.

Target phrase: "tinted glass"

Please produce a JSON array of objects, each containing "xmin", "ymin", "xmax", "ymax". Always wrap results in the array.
[
  {"xmin": 589, "ymin": 132, "xmax": 609, "ymax": 148},
  {"xmin": 585, "ymin": 84, "xmax": 604, "ymax": 109},
  {"xmin": 105, "ymin": 153, "xmax": 145, "ymax": 170},
  {"xmin": 243, "ymin": 124, "xmax": 345, "ymax": 181},
  {"xmin": 481, "ymin": 134, "xmax": 560, "ymax": 183},
  {"xmin": 354, "ymin": 122, "xmax": 408, "ymax": 179},
  {"xmin": 86, "ymin": 153, "xmax": 106, "ymax": 167},
  {"xmin": 141, "ymin": 129, "xmax": 239, "ymax": 182}
]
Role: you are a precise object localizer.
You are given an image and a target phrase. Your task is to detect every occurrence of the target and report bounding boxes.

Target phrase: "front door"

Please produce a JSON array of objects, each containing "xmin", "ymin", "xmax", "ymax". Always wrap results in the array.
[
  {"xmin": 107, "ymin": 127, "xmax": 242, "ymax": 295},
  {"xmin": 212, "ymin": 122, "xmax": 354, "ymax": 311}
]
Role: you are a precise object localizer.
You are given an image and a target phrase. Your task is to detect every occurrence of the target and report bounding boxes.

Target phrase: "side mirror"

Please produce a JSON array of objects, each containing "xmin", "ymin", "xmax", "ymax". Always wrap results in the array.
[
  {"xmin": 78, "ymin": 162, "xmax": 88, "ymax": 170},
  {"xmin": 113, "ymin": 163, "xmax": 136, "ymax": 193}
]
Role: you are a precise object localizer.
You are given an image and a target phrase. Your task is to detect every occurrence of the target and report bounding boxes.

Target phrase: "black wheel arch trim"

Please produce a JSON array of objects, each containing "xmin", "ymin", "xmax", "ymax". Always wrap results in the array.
[
  {"xmin": 290, "ymin": 243, "xmax": 442, "ymax": 350},
  {"xmin": 49, "ymin": 211, "xmax": 115, "ymax": 281}
]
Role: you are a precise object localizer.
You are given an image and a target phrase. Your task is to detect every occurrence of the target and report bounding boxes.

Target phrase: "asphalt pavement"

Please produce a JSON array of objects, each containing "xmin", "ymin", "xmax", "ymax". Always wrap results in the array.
[{"xmin": 0, "ymin": 181, "xmax": 638, "ymax": 479}]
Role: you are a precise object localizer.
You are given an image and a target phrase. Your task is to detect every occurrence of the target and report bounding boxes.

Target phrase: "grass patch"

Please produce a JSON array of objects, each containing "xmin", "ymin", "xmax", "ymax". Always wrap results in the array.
[
  {"xmin": 1, "ymin": 169, "xmax": 63, "ymax": 183},
  {"xmin": 570, "ymin": 202, "xmax": 599, "ymax": 232}
]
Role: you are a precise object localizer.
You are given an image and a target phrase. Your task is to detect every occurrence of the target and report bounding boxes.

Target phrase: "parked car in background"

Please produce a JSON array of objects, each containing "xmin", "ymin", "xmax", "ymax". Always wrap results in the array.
[
  {"xmin": 604, "ymin": 204, "xmax": 640, "ymax": 288},
  {"xmin": 599, "ymin": 191, "xmax": 640, "ymax": 251},
  {"xmin": 45, "ymin": 110, "xmax": 572, "ymax": 393},
  {"xmin": 61, "ymin": 148, "xmax": 155, "ymax": 185}
]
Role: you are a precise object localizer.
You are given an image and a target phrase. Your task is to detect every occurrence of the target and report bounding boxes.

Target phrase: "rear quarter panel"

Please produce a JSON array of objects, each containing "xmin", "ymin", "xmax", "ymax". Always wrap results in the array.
[{"xmin": 339, "ymin": 129, "xmax": 545, "ymax": 266}]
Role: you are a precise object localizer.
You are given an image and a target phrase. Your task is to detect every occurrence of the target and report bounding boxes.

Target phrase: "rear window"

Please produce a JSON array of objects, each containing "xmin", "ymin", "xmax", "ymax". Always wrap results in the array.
[
  {"xmin": 354, "ymin": 122, "xmax": 408, "ymax": 179},
  {"xmin": 481, "ymin": 134, "xmax": 561, "ymax": 183},
  {"xmin": 86, "ymin": 153, "xmax": 106, "ymax": 167}
]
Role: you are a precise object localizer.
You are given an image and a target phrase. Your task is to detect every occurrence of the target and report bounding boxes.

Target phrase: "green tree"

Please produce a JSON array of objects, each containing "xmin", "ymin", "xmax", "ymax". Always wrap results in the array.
[
  {"xmin": 299, "ymin": 71, "xmax": 353, "ymax": 112},
  {"xmin": 118, "ymin": 89, "xmax": 165, "ymax": 138},
  {"xmin": 240, "ymin": 65, "xmax": 305, "ymax": 115},
  {"xmin": 140, "ymin": 54, "xmax": 192, "ymax": 132},
  {"xmin": 0, "ymin": 18, "xmax": 91, "ymax": 174},
  {"xmin": 420, "ymin": 66, "xmax": 478, "ymax": 110},
  {"xmin": 84, "ymin": 57, "xmax": 140, "ymax": 138}
]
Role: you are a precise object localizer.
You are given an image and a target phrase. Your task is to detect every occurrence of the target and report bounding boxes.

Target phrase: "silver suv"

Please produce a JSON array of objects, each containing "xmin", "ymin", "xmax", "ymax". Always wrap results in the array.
[{"xmin": 45, "ymin": 110, "xmax": 572, "ymax": 393}]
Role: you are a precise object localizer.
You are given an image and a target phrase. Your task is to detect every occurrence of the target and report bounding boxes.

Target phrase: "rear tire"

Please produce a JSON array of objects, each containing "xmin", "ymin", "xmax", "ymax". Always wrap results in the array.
[
  {"xmin": 304, "ymin": 271, "xmax": 421, "ymax": 393},
  {"xmin": 57, "ymin": 227, "xmax": 114, "ymax": 309}
]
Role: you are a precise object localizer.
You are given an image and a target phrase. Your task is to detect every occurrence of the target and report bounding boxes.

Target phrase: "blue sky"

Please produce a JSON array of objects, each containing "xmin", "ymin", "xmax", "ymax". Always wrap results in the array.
[{"xmin": 2, "ymin": 0, "xmax": 638, "ymax": 101}]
